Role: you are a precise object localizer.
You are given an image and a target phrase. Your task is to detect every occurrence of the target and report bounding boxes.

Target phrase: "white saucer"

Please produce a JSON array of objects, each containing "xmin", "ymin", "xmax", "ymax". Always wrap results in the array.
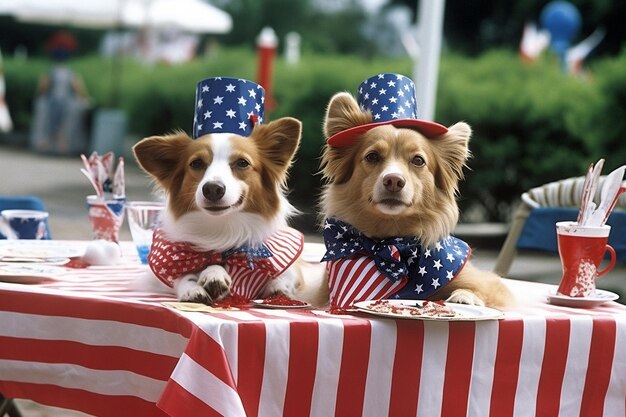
[{"xmin": 547, "ymin": 288, "xmax": 619, "ymax": 308}]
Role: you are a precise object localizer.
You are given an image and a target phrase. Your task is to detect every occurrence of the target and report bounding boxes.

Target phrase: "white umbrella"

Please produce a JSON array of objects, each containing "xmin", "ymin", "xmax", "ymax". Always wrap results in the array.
[
  {"xmin": 4, "ymin": 0, "xmax": 122, "ymax": 29},
  {"xmin": 1, "ymin": 0, "xmax": 232, "ymax": 34},
  {"xmin": 123, "ymin": 0, "xmax": 232, "ymax": 34}
]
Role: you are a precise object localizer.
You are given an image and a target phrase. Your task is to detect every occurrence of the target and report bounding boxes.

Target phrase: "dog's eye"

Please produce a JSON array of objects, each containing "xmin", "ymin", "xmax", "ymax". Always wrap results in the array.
[
  {"xmin": 234, "ymin": 159, "xmax": 250, "ymax": 169},
  {"xmin": 189, "ymin": 159, "xmax": 206, "ymax": 170},
  {"xmin": 365, "ymin": 152, "xmax": 381, "ymax": 164},
  {"xmin": 411, "ymin": 155, "xmax": 426, "ymax": 167}
]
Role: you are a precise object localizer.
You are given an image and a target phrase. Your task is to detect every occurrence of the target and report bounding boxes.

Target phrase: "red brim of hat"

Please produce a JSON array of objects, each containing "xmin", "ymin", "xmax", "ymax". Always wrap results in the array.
[{"xmin": 327, "ymin": 119, "xmax": 448, "ymax": 148}]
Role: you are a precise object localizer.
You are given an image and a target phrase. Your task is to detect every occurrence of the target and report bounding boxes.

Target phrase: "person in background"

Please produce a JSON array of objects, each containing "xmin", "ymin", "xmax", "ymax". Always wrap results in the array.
[{"xmin": 30, "ymin": 31, "xmax": 91, "ymax": 156}]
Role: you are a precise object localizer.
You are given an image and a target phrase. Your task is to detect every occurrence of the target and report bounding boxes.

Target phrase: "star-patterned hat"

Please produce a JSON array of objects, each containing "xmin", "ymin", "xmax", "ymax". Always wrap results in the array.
[
  {"xmin": 328, "ymin": 73, "xmax": 448, "ymax": 147},
  {"xmin": 193, "ymin": 77, "xmax": 265, "ymax": 139}
]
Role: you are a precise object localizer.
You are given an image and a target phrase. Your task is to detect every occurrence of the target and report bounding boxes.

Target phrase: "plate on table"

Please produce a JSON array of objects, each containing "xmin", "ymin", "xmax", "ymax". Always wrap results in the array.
[
  {"xmin": 547, "ymin": 289, "xmax": 619, "ymax": 308},
  {"xmin": 0, "ymin": 240, "xmax": 85, "ymax": 262},
  {"xmin": 353, "ymin": 299, "xmax": 505, "ymax": 321},
  {"xmin": 253, "ymin": 297, "xmax": 311, "ymax": 309},
  {"xmin": 0, "ymin": 263, "xmax": 64, "ymax": 284}
]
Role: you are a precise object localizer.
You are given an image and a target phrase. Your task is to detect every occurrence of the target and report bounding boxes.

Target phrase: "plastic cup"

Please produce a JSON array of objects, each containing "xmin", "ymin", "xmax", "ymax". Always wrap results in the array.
[
  {"xmin": 86, "ymin": 195, "xmax": 126, "ymax": 242},
  {"xmin": 126, "ymin": 201, "xmax": 164, "ymax": 264}
]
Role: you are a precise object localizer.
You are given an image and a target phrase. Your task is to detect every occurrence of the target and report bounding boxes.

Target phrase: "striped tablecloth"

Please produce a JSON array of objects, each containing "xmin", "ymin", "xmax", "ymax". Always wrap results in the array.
[{"xmin": 0, "ymin": 242, "xmax": 625, "ymax": 417}]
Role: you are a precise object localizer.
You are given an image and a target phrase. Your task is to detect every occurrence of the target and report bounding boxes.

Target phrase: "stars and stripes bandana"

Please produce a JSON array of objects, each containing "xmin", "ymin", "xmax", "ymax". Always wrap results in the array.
[
  {"xmin": 148, "ymin": 228, "xmax": 304, "ymax": 299},
  {"xmin": 321, "ymin": 217, "xmax": 471, "ymax": 307},
  {"xmin": 193, "ymin": 77, "xmax": 265, "ymax": 139},
  {"xmin": 322, "ymin": 217, "xmax": 420, "ymax": 282}
]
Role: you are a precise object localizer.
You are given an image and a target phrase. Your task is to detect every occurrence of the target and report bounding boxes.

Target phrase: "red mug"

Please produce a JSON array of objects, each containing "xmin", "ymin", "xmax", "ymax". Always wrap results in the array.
[{"xmin": 556, "ymin": 221, "xmax": 616, "ymax": 297}]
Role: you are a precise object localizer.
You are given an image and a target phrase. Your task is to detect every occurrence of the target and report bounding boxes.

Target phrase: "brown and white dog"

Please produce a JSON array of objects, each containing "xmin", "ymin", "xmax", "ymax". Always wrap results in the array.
[
  {"xmin": 319, "ymin": 79, "xmax": 512, "ymax": 309},
  {"xmin": 133, "ymin": 118, "xmax": 314, "ymax": 305}
]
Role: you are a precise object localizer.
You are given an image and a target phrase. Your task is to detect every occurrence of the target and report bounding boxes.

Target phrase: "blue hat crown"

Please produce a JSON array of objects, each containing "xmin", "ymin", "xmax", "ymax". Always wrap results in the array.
[
  {"xmin": 357, "ymin": 73, "xmax": 418, "ymax": 122},
  {"xmin": 193, "ymin": 77, "xmax": 265, "ymax": 139}
]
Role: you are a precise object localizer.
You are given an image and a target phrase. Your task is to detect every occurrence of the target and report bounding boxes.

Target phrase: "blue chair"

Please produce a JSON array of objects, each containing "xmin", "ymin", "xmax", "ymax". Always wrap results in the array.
[
  {"xmin": 494, "ymin": 176, "xmax": 626, "ymax": 276},
  {"xmin": 0, "ymin": 195, "xmax": 52, "ymax": 239}
]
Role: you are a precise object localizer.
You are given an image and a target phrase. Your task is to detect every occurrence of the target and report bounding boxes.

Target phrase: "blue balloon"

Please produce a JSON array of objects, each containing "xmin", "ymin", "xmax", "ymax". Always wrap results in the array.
[{"xmin": 540, "ymin": 1, "xmax": 582, "ymax": 56}]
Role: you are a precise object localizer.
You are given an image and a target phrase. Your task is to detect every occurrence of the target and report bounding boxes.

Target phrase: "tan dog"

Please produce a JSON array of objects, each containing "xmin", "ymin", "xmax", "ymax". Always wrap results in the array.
[{"xmin": 319, "ymin": 82, "xmax": 513, "ymax": 309}]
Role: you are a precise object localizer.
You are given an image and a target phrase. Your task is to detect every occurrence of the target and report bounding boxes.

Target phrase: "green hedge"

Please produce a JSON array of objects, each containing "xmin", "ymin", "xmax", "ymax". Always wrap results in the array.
[{"xmin": 3, "ymin": 47, "xmax": 626, "ymax": 224}]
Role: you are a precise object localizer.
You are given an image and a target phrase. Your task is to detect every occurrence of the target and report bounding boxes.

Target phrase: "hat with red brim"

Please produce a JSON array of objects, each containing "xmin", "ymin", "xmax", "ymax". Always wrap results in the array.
[{"xmin": 327, "ymin": 73, "xmax": 448, "ymax": 147}]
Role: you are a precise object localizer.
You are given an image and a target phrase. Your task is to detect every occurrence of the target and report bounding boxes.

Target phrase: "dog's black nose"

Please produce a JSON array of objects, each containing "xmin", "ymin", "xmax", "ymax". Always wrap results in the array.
[
  {"xmin": 203, "ymin": 181, "xmax": 226, "ymax": 202},
  {"xmin": 383, "ymin": 174, "xmax": 406, "ymax": 192}
]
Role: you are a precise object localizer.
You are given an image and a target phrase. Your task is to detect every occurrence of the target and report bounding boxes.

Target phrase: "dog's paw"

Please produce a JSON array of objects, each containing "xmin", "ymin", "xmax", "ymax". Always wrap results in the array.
[
  {"xmin": 261, "ymin": 270, "xmax": 300, "ymax": 299},
  {"xmin": 447, "ymin": 289, "xmax": 485, "ymax": 306},
  {"xmin": 179, "ymin": 285, "xmax": 212, "ymax": 304},
  {"xmin": 175, "ymin": 274, "xmax": 212, "ymax": 304},
  {"xmin": 197, "ymin": 265, "xmax": 232, "ymax": 301}
]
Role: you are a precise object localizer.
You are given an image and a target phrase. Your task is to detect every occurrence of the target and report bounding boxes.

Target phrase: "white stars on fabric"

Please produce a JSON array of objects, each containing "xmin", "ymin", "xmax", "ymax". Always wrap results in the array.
[
  {"xmin": 193, "ymin": 77, "xmax": 266, "ymax": 139},
  {"xmin": 356, "ymin": 73, "xmax": 420, "ymax": 122}
]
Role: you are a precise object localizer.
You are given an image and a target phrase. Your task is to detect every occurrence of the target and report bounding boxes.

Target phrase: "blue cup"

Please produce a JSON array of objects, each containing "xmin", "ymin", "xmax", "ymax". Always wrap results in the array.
[{"xmin": 0, "ymin": 209, "xmax": 49, "ymax": 239}]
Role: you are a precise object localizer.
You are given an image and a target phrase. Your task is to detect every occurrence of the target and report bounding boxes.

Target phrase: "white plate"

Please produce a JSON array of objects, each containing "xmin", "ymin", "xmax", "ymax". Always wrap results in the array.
[
  {"xmin": 354, "ymin": 299, "xmax": 505, "ymax": 321},
  {"xmin": 0, "ymin": 240, "xmax": 85, "ymax": 260},
  {"xmin": 547, "ymin": 288, "xmax": 619, "ymax": 308},
  {"xmin": 0, "ymin": 264, "xmax": 64, "ymax": 284},
  {"xmin": 252, "ymin": 299, "xmax": 311, "ymax": 309}
]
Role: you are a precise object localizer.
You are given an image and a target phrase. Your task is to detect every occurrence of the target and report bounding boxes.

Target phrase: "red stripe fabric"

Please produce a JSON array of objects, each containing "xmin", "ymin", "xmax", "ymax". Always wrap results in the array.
[
  {"xmin": 283, "ymin": 320, "xmax": 319, "ymax": 417},
  {"xmin": 158, "ymin": 380, "xmax": 224, "ymax": 417},
  {"xmin": 237, "ymin": 321, "xmax": 267, "ymax": 417},
  {"xmin": 441, "ymin": 322, "xmax": 476, "ymax": 417},
  {"xmin": 489, "ymin": 319, "xmax": 525, "ymax": 417},
  {"xmin": 580, "ymin": 318, "xmax": 617, "ymax": 417},
  {"xmin": 2, "ymin": 255, "xmax": 626, "ymax": 417},
  {"xmin": 0, "ymin": 336, "xmax": 177, "ymax": 380},
  {"xmin": 536, "ymin": 319, "xmax": 571, "ymax": 416},
  {"xmin": 0, "ymin": 286, "xmax": 188, "ymax": 335},
  {"xmin": 0, "ymin": 382, "xmax": 169, "ymax": 417},
  {"xmin": 327, "ymin": 257, "xmax": 406, "ymax": 307},
  {"xmin": 335, "ymin": 320, "xmax": 372, "ymax": 417},
  {"xmin": 183, "ymin": 328, "xmax": 238, "ymax": 390},
  {"xmin": 389, "ymin": 320, "xmax": 424, "ymax": 417}
]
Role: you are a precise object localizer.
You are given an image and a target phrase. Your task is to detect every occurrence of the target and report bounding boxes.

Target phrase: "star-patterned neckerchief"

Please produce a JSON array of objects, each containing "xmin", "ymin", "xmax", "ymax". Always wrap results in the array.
[
  {"xmin": 321, "ymin": 217, "xmax": 470, "ymax": 299},
  {"xmin": 322, "ymin": 217, "xmax": 421, "ymax": 282},
  {"xmin": 148, "ymin": 229, "xmax": 274, "ymax": 285}
]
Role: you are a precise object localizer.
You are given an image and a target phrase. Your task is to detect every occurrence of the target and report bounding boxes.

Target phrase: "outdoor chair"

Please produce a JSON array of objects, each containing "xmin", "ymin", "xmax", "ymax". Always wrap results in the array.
[
  {"xmin": 493, "ymin": 176, "xmax": 626, "ymax": 277},
  {"xmin": 0, "ymin": 195, "xmax": 51, "ymax": 239}
]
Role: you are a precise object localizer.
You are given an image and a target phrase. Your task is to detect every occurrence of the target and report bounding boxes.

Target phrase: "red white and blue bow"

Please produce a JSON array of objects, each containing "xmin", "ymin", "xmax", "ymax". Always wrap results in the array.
[
  {"xmin": 321, "ymin": 217, "xmax": 471, "ymax": 298},
  {"xmin": 321, "ymin": 217, "xmax": 420, "ymax": 282}
]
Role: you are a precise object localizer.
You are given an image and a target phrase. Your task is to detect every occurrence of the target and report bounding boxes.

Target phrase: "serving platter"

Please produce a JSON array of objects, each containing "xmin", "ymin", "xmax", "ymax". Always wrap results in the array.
[{"xmin": 354, "ymin": 299, "xmax": 505, "ymax": 321}]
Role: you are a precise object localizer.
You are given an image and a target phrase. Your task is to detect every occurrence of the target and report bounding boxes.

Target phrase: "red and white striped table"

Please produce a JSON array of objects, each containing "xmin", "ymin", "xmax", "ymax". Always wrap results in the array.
[{"xmin": 0, "ymin": 242, "xmax": 625, "ymax": 417}]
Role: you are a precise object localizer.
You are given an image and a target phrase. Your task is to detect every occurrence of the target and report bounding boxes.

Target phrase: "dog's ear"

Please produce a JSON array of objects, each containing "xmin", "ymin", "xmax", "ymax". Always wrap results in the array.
[
  {"xmin": 132, "ymin": 132, "xmax": 191, "ymax": 187},
  {"xmin": 320, "ymin": 143, "xmax": 357, "ymax": 184},
  {"xmin": 324, "ymin": 92, "xmax": 372, "ymax": 139},
  {"xmin": 430, "ymin": 122, "xmax": 472, "ymax": 193},
  {"xmin": 320, "ymin": 92, "xmax": 372, "ymax": 184},
  {"xmin": 251, "ymin": 117, "xmax": 302, "ymax": 184}
]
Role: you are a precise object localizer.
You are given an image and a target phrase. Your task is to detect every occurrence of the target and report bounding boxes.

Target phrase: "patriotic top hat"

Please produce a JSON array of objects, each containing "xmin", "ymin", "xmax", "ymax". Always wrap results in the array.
[
  {"xmin": 328, "ymin": 73, "xmax": 448, "ymax": 147},
  {"xmin": 193, "ymin": 77, "xmax": 265, "ymax": 139}
]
